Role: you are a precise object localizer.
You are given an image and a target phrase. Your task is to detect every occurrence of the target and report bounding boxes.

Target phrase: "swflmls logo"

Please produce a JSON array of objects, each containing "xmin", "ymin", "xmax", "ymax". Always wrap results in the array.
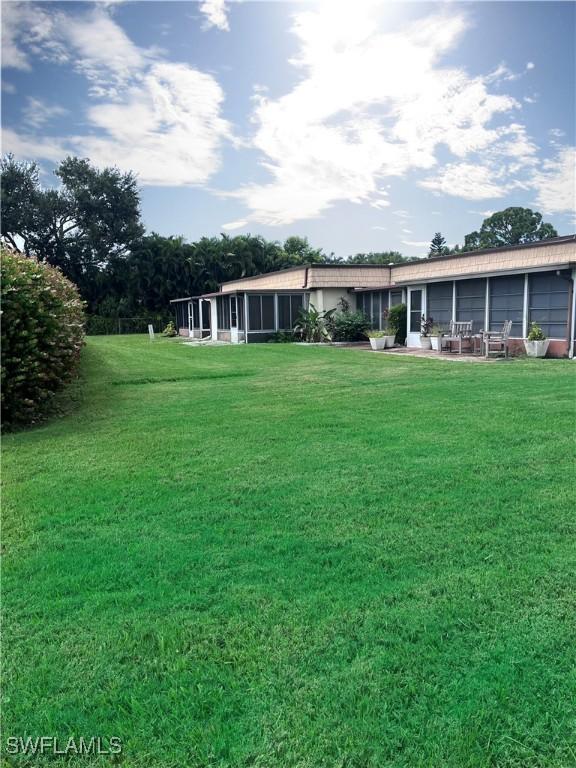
[{"xmin": 4, "ymin": 736, "xmax": 122, "ymax": 756}]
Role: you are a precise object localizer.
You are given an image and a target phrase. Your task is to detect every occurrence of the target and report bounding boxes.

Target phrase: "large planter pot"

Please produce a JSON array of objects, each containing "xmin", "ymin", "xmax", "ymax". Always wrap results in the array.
[
  {"xmin": 384, "ymin": 335, "xmax": 396, "ymax": 348},
  {"xmin": 369, "ymin": 337, "xmax": 387, "ymax": 350},
  {"xmin": 430, "ymin": 336, "xmax": 440, "ymax": 351},
  {"xmin": 524, "ymin": 339, "xmax": 550, "ymax": 358},
  {"xmin": 420, "ymin": 336, "xmax": 432, "ymax": 350}
]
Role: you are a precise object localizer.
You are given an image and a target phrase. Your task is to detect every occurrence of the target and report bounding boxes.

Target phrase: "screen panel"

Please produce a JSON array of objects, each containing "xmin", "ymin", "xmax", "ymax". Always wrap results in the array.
[
  {"xmin": 427, "ymin": 282, "xmax": 453, "ymax": 330},
  {"xmin": 529, "ymin": 272, "xmax": 570, "ymax": 338},
  {"xmin": 456, "ymin": 278, "xmax": 486, "ymax": 332},
  {"xmin": 489, "ymin": 275, "xmax": 524, "ymax": 337}
]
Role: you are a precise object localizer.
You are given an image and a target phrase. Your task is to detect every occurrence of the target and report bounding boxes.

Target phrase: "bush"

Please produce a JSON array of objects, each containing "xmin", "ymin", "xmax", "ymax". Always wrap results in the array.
[
  {"xmin": 267, "ymin": 331, "xmax": 294, "ymax": 343},
  {"xmin": 1, "ymin": 247, "xmax": 85, "ymax": 428},
  {"xmin": 388, "ymin": 303, "xmax": 407, "ymax": 345},
  {"xmin": 327, "ymin": 310, "xmax": 371, "ymax": 342},
  {"xmin": 162, "ymin": 321, "xmax": 178, "ymax": 337},
  {"xmin": 527, "ymin": 322, "xmax": 546, "ymax": 341}
]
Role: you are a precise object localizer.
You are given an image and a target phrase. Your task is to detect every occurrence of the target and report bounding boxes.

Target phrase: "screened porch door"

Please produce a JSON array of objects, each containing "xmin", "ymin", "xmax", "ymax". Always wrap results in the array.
[
  {"xmin": 406, "ymin": 286, "xmax": 425, "ymax": 347},
  {"xmin": 200, "ymin": 300, "xmax": 211, "ymax": 339}
]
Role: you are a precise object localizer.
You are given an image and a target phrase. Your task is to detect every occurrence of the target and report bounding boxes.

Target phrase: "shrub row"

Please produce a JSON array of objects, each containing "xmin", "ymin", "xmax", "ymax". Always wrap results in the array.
[{"xmin": 1, "ymin": 247, "xmax": 85, "ymax": 428}]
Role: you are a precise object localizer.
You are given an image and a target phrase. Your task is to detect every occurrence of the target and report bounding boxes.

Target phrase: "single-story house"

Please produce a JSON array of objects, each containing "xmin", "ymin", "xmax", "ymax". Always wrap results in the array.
[{"xmin": 171, "ymin": 234, "xmax": 576, "ymax": 357}]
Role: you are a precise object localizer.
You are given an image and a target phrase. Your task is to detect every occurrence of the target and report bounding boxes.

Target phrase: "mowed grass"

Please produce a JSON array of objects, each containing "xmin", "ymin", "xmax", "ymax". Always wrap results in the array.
[{"xmin": 2, "ymin": 336, "xmax": 576, "ymax": 767}]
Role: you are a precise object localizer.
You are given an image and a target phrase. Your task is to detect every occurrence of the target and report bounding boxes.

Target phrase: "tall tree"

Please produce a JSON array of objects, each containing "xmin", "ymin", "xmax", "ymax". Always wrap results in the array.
[
  {"xmin": 1, "ymin": 154, "xmax": 144, "ymax": 307},
  {"xmin": 428, "ymin": 232, "xmax": 448, "ymax": 258},
  {"xmin": 464, "ymin": 207, "xmax": 558, "ymax": 251}
]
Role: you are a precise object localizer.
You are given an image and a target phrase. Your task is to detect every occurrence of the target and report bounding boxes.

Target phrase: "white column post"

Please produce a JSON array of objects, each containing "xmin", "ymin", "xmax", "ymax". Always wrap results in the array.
[
  {"xmin": 485, "ymin": 278, "xmax": 490, "ymax": 332},
  {"xmin": 244, "ymin": 293, "xmax": 250, "ymax": 343},
  {"xmin": 523, "ymin": 274, "xmax": 529, "ymax": 338},
  {"xmin": 210, "ymin": 298, "xmax": 218, "ymax": 340},
  {"xmin": 452, "ymin": 281, "xmax": 456, "ymax": 322}
]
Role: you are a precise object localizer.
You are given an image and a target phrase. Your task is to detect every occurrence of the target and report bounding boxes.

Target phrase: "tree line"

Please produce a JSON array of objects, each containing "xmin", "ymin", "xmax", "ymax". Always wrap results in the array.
[{"xmin": 1, "ymin": 154, "xmax": 559, "ymax": 319}]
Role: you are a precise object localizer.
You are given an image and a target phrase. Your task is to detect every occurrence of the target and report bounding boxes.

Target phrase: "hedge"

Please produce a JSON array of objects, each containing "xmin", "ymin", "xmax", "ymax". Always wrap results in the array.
[{"xmin": 1, "ymin": 247, "xmax": 85, "ymax": 428}]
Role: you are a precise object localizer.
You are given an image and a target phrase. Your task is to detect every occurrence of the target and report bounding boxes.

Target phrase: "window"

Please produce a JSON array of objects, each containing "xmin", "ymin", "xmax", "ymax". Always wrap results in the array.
[
  {"xmin": 390, "ymin": 290, "xmax": 403, "ymax": 307},
  {"xmin": 230, "ymin": 296, "xmax": 238, "ymax": 327},
  {"xmin": 427, "ymin": 282, "xmax": 452, "ymax": 331},
  {"xmin": 192, "ymin": 300, "xmax": 200, "ymax": 328},
  {"xmin": 489, "ymin": 276, "xmax": 524, "ymax": 337},
  {"xmin": 277, "ymin": 294, "xmax": 305, "ymax": 329},
  {"xmin": 217, "ymin": 296, "xmax": 231, "ymax": 330},
  {"xmin": 456, "ymin": 278, "xmax": 486, "ymax": 332},
  {"xmin": 247, "ymin": 294, "xmax": 276, "ymax": 331},
  {"xmin": 529, "ymin": 271, "xmax": 570, "ymax": 339},
  {"xmin": 409, "ymin": 290, "xmax": 422, "ymax": 333}
]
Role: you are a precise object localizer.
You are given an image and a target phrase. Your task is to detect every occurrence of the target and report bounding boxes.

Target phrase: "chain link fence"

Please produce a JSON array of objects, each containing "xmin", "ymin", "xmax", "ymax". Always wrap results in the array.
[{"xmin": 86, "ymin": 315, "xmax": 172, "ymax": 335}]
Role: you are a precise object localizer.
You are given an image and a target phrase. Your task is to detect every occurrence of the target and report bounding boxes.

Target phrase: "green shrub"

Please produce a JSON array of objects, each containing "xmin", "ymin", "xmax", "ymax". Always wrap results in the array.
[
  {"xmin": 1, "ymin": 247, "xmax": 85, "ymax": 428},
  {"xmin": 267, "ymin": 331, "xmax": 294, "ymax": 343},
  {"xmin": 327, "ymin": 310, "xmax": 371, "ymax": 342},
  {"xmin": 388, "ymin": 303, "xmax": 407, "ymax": 345},
  {"xmin": 527, "ymin": 322, "xmax": 546, "ymax": 341},
  {"xmin": 162, "ymin": 321, "xmax": 178, "ymax": 337}
]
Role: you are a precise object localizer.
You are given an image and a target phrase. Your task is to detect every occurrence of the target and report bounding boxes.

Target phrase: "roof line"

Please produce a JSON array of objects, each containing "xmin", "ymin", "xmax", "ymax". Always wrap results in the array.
[{"xmin": 217, "ymin": 235, "xmax": 576, "ymax": 288}]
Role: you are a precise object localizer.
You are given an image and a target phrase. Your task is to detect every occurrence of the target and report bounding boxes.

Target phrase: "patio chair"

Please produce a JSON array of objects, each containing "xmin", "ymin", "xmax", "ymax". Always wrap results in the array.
[
  {"xmin": 482, "ymin": 320, "xmax": 513, "ymax": 358},
  {"xmin": 439, "ymin": 321, "xmax": 473, "ymax": 354}
]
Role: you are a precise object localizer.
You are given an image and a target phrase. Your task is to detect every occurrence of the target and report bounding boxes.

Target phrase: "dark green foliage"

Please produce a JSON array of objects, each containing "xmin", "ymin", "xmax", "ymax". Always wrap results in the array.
[
  {"xmin": 3, "ymin": 337, "xmax": 575, "ymax": 767},
  {"xmin": 464, "ymin": 207, "xmax": 558, "ymax": 251},
  {"xmin": 428, "ymin": 232, "xmax": 448, "ymax": 257},
  {"xmin": 267, "ymin": 331, "xmax": 295, "ymax": 343},
  {"xmin": 387, "ymin": 303, "xmax": 407, "ymax": 344},
  {"xmin": 1, "ymin": 247, "xmax": 85, "ymax": 428},
  {"xmin": 294, "ymin": 304, "xmax": 335, "ymax": 342},
  {"xmin": 326, "ymin": 309, "xmax": 371, "ymax": 341},
  {"xmin": 347, "ymin": 250, "xmax": 406, "ymax": 264},
  {"xmin": 0, "ymin": 154, "xmax": 144, "ymax": 308}
]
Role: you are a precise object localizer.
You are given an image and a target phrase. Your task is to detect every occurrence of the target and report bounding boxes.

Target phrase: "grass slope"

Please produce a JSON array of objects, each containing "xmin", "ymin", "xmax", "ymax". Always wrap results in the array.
[{"xmin": 3, "ymin": 336, "xmax": 576, "ymax": 767}]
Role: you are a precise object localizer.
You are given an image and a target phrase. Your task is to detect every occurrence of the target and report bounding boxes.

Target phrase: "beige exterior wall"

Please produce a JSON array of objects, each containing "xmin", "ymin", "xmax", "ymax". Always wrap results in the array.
[
  {"xmin": 308, "ymin": 265, "xmax": 391, "ymax": 288},
  {"xmin": 311, "ymin": 288, "xmax": 350, "ymax": 312},
  {"xmin": 392, "ymin": 241, "xmax": 575, "ymax": 284}
]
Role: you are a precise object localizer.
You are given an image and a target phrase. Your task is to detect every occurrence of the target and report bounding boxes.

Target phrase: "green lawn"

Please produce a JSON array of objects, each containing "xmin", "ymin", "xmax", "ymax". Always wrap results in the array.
[{"xmin": 3, "ymin": 336, "xmax": 576, "ymax": 767}]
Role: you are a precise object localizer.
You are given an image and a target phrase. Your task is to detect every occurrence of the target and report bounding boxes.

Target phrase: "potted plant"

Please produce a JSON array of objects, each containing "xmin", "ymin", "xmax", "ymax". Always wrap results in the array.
[
  {"xmin": 366, "ymin": 330, "xmax": 387, "ymax": 350},
  {"xmin": 524, "ymin": 322, "xmax": 550, "ymax": 358},
  {"xmin": 429, "ymin": 324, "xmax": 443, "ymax": 351},
  {"xmin": 420, "ymin": 315, "xmax": 434, "ymax": 349},
  {"xmin": 383, "ymin": 326, "xmax": 396, "ymax": 348}
]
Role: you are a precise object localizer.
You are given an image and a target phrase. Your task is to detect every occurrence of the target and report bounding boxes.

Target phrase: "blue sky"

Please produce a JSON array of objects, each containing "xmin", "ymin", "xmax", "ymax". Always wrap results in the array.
[{"xmin": 2, "ymin": 0, "xmax": 575, "ymax": 258}]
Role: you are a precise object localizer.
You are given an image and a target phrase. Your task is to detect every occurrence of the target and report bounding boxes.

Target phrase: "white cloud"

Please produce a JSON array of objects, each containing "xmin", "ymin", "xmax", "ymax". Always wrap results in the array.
[
  {"xmin": 402, "ymin": 240, "xmax": 430, "ymax": 248},
  {"xmin": 22, "ymin": 97, "xmax": 68, "ymax": 129},
  {"xmin": 1, "ymin": 3, "xmax": 33, "ymax": 69},
  {"xmin": 230, "ymin": 4, "xmax": 537, "ymax": 226},
  {"xmin": 221, "ymin": 220, "xmax": 248, "ymax": 231},
  {"xmin": 2, "ymin": 5, "xmax": 232, "ymax": 187},
  {"xmin": 371, "ymin": 225, "xmax": 387, "ymax": 231},
  {"xmin": 526, "ymin": 61, "xmax": 535, "ymax": 70},
  {"xmin": 531, "ymin": 147, "xmax": 576, "ymax": 214},
  {"xmin": 200, "ymin": 0, "xmax": 229, "ymax": 31}
]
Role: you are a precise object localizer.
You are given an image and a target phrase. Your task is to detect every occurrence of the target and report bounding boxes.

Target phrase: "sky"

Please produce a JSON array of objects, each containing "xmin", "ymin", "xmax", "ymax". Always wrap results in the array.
[{"xmin": 1, "ymin": 0, "xmax": 575, "ymax": 258}]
